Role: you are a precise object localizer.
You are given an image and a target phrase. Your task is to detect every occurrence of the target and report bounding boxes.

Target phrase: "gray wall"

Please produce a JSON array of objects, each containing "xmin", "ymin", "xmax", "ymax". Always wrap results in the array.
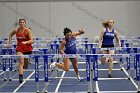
[{"xmin": 0, "ymin": 1, "xmax": 140, "ymax": 42}]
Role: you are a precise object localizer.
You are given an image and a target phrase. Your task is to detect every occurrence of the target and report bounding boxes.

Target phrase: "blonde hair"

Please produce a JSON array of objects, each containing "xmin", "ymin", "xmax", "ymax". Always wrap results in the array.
[
  {"xmin": 108, "ymin": 19, "xmax": 114, "ymax": 23},
  {"xmin": 102, "ymin": 19, "xmax": 114, "ymax": 28}
]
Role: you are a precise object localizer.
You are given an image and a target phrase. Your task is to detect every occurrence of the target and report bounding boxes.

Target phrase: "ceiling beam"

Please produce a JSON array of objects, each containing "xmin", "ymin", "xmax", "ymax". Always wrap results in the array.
[{"xmin": 0, "ymin": 0, "xmax": 139, "ymax": 2}]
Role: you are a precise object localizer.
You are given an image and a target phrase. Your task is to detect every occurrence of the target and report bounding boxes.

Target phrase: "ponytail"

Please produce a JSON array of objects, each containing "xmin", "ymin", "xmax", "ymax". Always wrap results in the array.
[{"xmin": 102, "ymin": 22, "xmax": 109, "ymax": 28}]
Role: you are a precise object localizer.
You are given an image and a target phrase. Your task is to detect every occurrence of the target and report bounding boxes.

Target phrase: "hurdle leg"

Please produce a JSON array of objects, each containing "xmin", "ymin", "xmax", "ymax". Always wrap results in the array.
[
  {"xmin": 93, "ymin": 55, "xmax": 98, "ymax": 93},
  {"xmin": 35, "ymin": 56, "xmax": 40, "ymax": 93},
  {"xmin": 120, "ymin": 57, "xmax": 123, "ymax": 70},
  {"xmin": 126, "ymin": 57, "xmax": 131, "ymax": 80},
  {"xmin": 54, "ymin": 45, "xmax": 59, "ymax": 78},
  {"xmin": 3, "ymin": 58, "xmax": 7, "ymax": 81},
  {"xmin": 127, "ymin": 69, "xmax": 130, "ymax": 80},
  {"xmin": 36, "ymin": 82, "xmax": 39, "ymax": 93},
  {"xmin": 86, "ymin": 55, "xmax": 92, "ymax": 93},
  {"xmin": 85, "ymin": 44, "xmax": 88, "ymax": 54},
  {"xmin": 54, "ymin": 68, "xmax": 58, "ymax": 78},
  {"xmin": 44, "ymin": 82, "xmax": 48, "ymax": 93},
  {"xmin": 89, "ymin": 62, "xmax": 93, "ymax": 93},
  {"xmin": 134, "ymin": 71, "xmax": 136, "ymax": 80},
  {"xmin": 138, "ymin": 81, "xmax": 140, "ymax": 93},
  {"xmin": 87, "ymin": 81, "xmax": 92, "ymax": 93},
  {"xmin": 93, "ymin": 80, "xmax": 98, "ymax": 93},
  {"xmin": 9, "ymin": 58, "xmax": 13, "ymax": 81},
  {"xmin": 44, "ymin": 55, "xmax": 48, "ymax": 93},
  {"xmin": 136, "ymin": 54, "xmax": 140, "ymax": 93},
  {"xmin": 9, "ymin": 70, "xmax": 12, "ymax": 81},
  {"xmin": 53, "ymin": 58, "xmax": 58, "ymax": 78},
  {"xmin": 87, "ymin": 83, "xmax": 90, "ymax": 93},
  {"xmin": 134, "ymin": 48, "xmax": 137, "ymax": 79},
  {"xmin": 14, "ymin": 59, "xmax": 17, "ymax": 72},
  {"xmin": 134, "ymin": 56, "xmax": 137, "ymax": 79},
  {"xmin": 50, "ymin": 44, "xmax": 54, "ymax": 70},
  {"xmin": 4, "ymin": 71, "xmax": 7, "ymax": 81}
]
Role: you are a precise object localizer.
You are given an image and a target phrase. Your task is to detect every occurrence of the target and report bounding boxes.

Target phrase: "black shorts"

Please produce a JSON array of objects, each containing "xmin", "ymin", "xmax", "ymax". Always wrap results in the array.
[
  {"xmin": 101, "ymin": 44, "xmax": 114, "ymax": 48},
  {"xmin": 16, "ymin": 50, "xmax": 32, "ymax": 55},
  {"xmin": 101, "ymin": 44, "xmax": 114, "ymax": 52}
]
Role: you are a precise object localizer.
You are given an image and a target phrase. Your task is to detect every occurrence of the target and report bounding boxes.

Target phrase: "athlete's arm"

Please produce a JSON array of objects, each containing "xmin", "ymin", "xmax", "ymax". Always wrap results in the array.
[
  {"xmin": 73, "ymin": 28, "xmax": 85, "ymax": 37},
  {"xmin": 115, "ymin": 31, "xmax": 121, "ymax": 47},
  {"xmin": 98, "ymin": 29, "xmax": 105, "ymax": 48},
  {"xmin": 7, "ymin": 29, "xmax": 16, "ymax": 48}
]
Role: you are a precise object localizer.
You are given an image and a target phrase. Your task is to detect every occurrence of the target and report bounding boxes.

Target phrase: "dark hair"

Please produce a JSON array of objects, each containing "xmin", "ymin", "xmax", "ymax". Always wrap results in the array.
[
  {"xmin": 19, "ymin": 19, "xmax": 26, "ymax": 23},
  {"xmin": 63, "ymin": 27, "xmax": 72, "ymax": 36},
  {"xmin": 102, "ymin": 22, "xmax": 109, "ymax": 28},
  {"xmin": 28, "ymin": 27, "xmax": 31, "ymax": 30}
]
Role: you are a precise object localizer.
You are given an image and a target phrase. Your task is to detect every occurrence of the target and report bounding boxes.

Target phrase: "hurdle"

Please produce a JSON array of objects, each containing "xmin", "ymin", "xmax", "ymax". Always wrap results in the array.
[
  {"xmin": 0, "ymin": 48, "xmax": 16, "ymax": 81},
  {"xmin": 0, "ymin": 55, "xmax": 30, "ymax": 80},
  {"xmin": 121, "ymin": 39, "xmax": 140, "ymax": 47},
  {"xmin": 92, "ymin": 47, "xmax": 140, "ymax": 76},
  {"xmin": 42, "ymin": 47, "xmax": 140, "ymax": 93},
  {"xmin": 136, "ymin": 54, "xmax": 140, "ymax": 93},
  {"xmin": 0, "ymin": 53, "xmax": 138, "ymax": 93},
  {"xmin": 91, "ymin": 53, "xmax": 138, "ymax": 93},
  {"xmin": 0, "ymin": 47, "xmax": 48, "ymax": 79},
  {"xmin": 43, "ymin": 54, "xmax": 132, "ymax": 93},
  {"xmin": 0, "ymin": 55, "xmax": 41, "ymax": 92},
  {"xmin": 81, "ymin": 43, "xmax": 98, "ymax": 54},
  {"xmin": 90, "ymin": 47, "xmax": 140, "ymax": 93}
]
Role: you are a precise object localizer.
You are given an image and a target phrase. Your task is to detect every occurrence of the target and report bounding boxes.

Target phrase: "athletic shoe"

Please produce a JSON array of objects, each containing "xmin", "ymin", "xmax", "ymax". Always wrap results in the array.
[
  {"xmin": 19, "ymin": 75, "xmax": 23, "ymax": 83},
  {"xmin": 108, "ymin": 74, "xmax": 112, "ymax": 78},
  {"xmin": 50, "ymin": 62, "xmax": 56, "ymax": 70},
  {"xmin": 77, "ymin": 74, "xmax": 81, "ymax": 81}
]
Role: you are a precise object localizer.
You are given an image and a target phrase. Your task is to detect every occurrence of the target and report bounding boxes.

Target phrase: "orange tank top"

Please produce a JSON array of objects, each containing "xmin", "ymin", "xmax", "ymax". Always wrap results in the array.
[{"xmin": 16, "ymin": 27, "xmax": 33, "ymax": 52}]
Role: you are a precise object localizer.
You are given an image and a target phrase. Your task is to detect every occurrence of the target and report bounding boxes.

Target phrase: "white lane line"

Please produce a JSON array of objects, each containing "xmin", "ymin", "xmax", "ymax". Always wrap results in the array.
[
  {"xmin": 0, "ymin": 70, "xmax": 8, "ymax": 76},
  {"xmin": 13, "ymin": 65, "xmax": 43, "ymax": 93},
  {"xmin": 55, "ymin": 71, "xmax": 66, "ymax": 92},
  {"xmin": 98, "ymin": 69, "xmax": 121, "ymax": 71},
  {"xmin": 96, "ymin": 81, "xmax": 100, "ymax": 93},
  {"xmin": 98, "ymin": 78, "xmax": 129, "ymax": 80},
  {"xmin": 99, "ymin": 91, "xmax": 137, "ymax": 93},
  {"xmin": 121, "ymin": 66, "xmax": 138, "ymax": 89},
  {"xmin": 49, "ymin": 76, "xmax": 86, "ymax": 79}
]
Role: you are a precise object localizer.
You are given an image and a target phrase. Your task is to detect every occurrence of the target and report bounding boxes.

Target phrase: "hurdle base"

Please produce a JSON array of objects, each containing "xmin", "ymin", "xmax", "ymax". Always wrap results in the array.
[
  {"xmin": 44, "ymin": 91, "xmax": 48, "ymax": 93},
  {"xmin": 128, "ymin": 77, "xmax": 130, "ymax": 80},
  {"xmin": 137, "ymin": 91, "xmax": 140, "ymax": 93},
  {"xmin": 9, "ymin": 78, "xmax": 12, "ymax": 81},
  {"xmin": 36, "ymin": 91, "xmax": 39, "ymax": 93},
  {"xmin": 4, "ymin": 78, "xmax": 7, "ymax": 81},
  {"xmin": 51, "ymin": 69, "xmax": 58, "ymax": 72}
]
